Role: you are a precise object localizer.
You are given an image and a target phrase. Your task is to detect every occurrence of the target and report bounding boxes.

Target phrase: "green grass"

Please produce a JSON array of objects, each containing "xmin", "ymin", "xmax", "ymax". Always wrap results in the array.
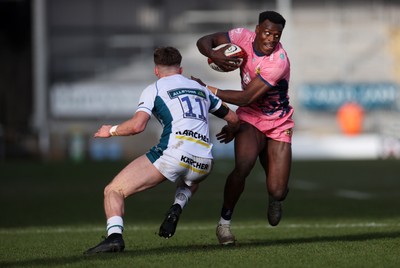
[{"xmin": 1, "ymin": 159, "xmax": 399, "ymax": 267}]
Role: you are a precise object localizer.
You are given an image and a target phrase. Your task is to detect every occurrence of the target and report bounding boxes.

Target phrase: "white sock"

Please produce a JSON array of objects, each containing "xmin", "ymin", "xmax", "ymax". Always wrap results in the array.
[
  {"xmin": 173, "ymin": 187, "xmax": 192, "ymax": 209},
  {"xmin": 106, "ymin": 216, "xmax": 124, "ymax": 236},
  {"xmin": 219, "ymin": 217, "xmax": 231, "ymax": 225}
]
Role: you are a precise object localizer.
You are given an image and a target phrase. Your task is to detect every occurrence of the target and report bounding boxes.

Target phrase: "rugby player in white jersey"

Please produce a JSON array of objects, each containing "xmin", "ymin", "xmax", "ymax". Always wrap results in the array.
[{"xmin": 84, "ymin": 46, "xmax": 240, "ymax": 254}]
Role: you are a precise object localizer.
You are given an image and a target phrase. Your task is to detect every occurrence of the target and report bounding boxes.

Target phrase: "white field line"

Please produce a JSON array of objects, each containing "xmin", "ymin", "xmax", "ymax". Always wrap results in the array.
[
  {"xmin": 1, "ymin": 222, "xmax": 399, "ymax": 234},
  {"xmin": 334, "ymin": 189, "xmax": 374, "ymax": 200},
  {"xmin": 292, "ymin": 179, "xmax": 374, "ymax": 200}
]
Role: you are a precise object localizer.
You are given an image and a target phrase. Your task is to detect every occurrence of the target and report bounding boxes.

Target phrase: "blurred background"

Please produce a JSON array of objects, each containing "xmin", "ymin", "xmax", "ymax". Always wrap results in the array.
[{"xmin": 1, "ymin": 0, "xmax": 400, "ymax": 162}]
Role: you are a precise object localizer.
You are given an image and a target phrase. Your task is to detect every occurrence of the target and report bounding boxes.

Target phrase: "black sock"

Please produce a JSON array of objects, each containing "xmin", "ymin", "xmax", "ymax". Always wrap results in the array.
[
  {"xmin": 172, "ymin": 203, "xmax": 182, "ymax": 214},
  {"xmin": 221, "ymin": 207, "xmax": 233, "ymax": 220},
  {"xmin": 107, "ymin": 233, "xmax": 122, "ymax": 239}
]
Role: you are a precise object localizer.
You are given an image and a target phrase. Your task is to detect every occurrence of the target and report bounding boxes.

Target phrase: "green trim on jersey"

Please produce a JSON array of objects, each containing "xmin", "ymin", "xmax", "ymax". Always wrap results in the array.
[{"xmin": 146, "ymin": 95, "xmax": 173, "ymax": 163}]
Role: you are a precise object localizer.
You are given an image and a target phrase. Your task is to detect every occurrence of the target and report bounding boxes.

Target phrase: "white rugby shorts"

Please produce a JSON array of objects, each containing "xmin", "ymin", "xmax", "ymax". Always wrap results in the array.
[{"xmin": 152, "ymin": 148, "xmax": 213, "ymax": 186}]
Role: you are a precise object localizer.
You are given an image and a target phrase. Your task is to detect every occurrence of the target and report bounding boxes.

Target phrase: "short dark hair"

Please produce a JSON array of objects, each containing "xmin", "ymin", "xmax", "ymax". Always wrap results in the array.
[
  {"xmin": 153, "ymin": 46, "xmax": 182, "ymax": 66},
  {"xmin": 259, "ymin": 11, "xmax": 286, "ymax": 28}
]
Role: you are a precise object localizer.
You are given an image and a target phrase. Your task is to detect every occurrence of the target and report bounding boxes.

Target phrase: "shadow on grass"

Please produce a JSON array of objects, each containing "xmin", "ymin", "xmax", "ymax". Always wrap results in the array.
[{"xmin": 2, "ymin": 231, "xmax": 400, "ymax": 267}]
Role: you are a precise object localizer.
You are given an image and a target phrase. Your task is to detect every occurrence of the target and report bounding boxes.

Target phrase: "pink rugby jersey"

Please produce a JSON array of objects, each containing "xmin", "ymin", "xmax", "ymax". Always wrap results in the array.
[{"xmin": 228, "ymin": 28, "xmax": 294, "ymax": 141}]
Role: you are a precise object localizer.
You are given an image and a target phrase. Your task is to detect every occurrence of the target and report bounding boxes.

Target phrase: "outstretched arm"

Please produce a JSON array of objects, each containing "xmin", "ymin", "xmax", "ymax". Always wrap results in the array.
[
  {"xmin": 94, "ymin": 111, "xmax": 150, "ymax": 138},
  {"xmin": 191, "ymin": 76, "xmax": 270, "ymax": 107}
]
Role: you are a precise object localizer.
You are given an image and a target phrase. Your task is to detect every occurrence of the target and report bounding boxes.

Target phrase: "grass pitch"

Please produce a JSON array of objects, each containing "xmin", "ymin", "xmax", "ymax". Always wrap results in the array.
[{"xmin": 1, "ymin": 159, "xmax": 399, "ymax": 267}]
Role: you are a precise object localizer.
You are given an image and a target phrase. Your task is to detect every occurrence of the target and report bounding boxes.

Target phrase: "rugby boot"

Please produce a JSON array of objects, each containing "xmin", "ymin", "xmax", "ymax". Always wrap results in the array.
[
  {"xmin": 267, "ymin": 198, "xmax": 282, "ymax": 226},
  {"xmin": 158, "ymin": 204, "xmax": 182, "ymax": 238},
  {"xmin": 216, "ymin": 224, "xmax": 236, "ymax": 245},
  {"xmin": 84, "ymin": 233, "xmax": 125, "ymax": 254}
]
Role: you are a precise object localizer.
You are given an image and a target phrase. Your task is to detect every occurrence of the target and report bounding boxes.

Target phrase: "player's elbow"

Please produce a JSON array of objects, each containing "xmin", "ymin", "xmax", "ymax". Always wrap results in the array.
[
  {"xmin": 130, "ymin": 124, "xmax": 146, "ymax": 135},
  {"xmin": 196, "ymin": 38, "xmax": 205, "ymax": 52},
  {"xmin": 125, "ymin": 121, "xmax": 147, "ymax": 135},
  {"xmin": 196, "ymin": 38, "xmax": 202, "ymax": 48}
]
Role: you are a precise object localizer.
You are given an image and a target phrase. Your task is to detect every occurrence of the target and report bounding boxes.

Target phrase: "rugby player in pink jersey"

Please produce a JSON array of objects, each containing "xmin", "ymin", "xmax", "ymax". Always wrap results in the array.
[{"xmin": 193, "ymin": 10, "xmax": 294, "ymax": 245}]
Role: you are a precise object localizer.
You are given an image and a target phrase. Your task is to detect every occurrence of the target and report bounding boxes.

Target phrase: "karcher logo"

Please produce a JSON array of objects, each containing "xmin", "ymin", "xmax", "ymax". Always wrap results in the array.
[
  {"xmin": 180, "ymin": 155, "xmax": 209, "ymax": 170},
  {"xmin": 176, "ymin": 130, "xmax": 209, "ymax": 143}
]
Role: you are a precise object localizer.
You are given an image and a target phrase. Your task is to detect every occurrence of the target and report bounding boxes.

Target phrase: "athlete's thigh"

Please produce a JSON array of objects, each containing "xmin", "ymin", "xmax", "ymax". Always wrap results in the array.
[
  {"xmin": 234, "ymin": 123, "xmax": 266, "ymax": 169},
  {"xmin": 108, "ymin": 154, "xmax": 166, "ymax": 197},
  {"xmin": 266, "ymin": 139, "xmax": 292, "ymax": 189}
]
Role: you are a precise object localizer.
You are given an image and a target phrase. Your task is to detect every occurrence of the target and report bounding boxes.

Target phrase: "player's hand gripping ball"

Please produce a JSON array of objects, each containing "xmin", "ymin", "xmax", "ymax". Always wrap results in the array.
[{"xmin": 208, "ymin": 43, "xmax": 247, "ymax": 72}]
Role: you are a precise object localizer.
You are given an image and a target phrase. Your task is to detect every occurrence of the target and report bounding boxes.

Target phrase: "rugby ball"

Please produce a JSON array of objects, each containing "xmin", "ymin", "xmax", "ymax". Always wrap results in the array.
[{"xmin": 208, "ymin": 43, "xmax": 247, "ymax": 72}]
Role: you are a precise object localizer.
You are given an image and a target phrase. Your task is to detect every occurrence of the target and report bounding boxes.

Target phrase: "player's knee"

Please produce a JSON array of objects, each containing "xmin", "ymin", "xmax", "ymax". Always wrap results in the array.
[
  {"xmin": 104, "ymin": 184, "xmax": 126, "ymax": 198},
  {"xmin": 232, "ymin": 166, "xmax": 252, "ymax": 180},
  {"xmin": 269, "ymin": 187, "xmax": 289, "ymax": 201},
  {"xmin": 104, "ymin": 184, "xmax": 113, "ymax": 197}
]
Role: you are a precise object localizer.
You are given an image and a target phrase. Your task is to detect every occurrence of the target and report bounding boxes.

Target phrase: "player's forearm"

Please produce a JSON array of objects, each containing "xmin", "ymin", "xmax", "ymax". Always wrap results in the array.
[
  {"xmin": 218, "ymin": 90, "xmax": 251, "ymax": 106},
  {"xmin": 114, "ymin": 118, "xmax": 147, "ymax": 136},
  {"xmin": 101, "ymin": 113, "xmax": 148, "ymax": 138},
  {"xmin": 207, "ymin": 85, "xmax": 253, "ymax": 107}
]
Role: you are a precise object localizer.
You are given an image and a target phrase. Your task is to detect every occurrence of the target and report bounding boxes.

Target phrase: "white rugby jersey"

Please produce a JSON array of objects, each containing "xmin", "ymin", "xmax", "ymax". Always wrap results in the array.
[{"xmin": 137, "ymin": 74, "xmax": 223, "ymax": 159}]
